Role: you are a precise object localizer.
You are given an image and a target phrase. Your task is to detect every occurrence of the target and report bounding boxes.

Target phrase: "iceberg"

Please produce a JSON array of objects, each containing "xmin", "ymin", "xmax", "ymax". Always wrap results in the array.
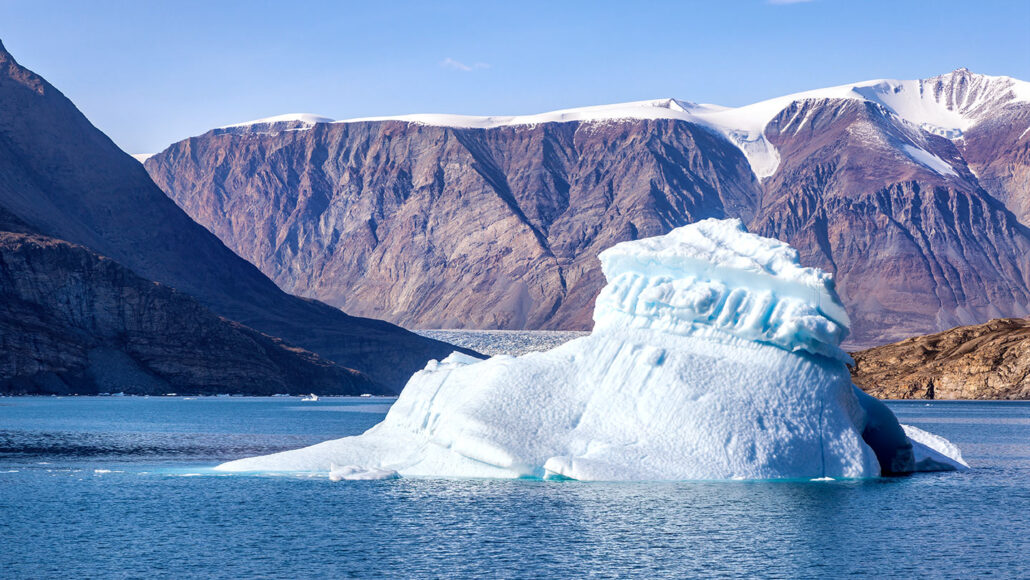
[{"xmin": 217, "ymin": 219, "xmax": 967, "ymax": 480}]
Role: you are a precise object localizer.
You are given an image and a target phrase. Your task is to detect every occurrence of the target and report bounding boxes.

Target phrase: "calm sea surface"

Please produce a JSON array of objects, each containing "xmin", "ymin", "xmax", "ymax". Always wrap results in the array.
[{"xmin": 0, "ymin": 397, "xmax": 1027, "ymax": 579}]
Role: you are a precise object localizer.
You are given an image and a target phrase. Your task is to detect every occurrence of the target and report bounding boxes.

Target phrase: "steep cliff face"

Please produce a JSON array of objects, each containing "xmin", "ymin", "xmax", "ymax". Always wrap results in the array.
[
  {"xmin": 148, "ymin": 119, "xmax": 760, "ymax": 330},
  {"xmin": 0, "ymin": 233, "xmax": 374, "ymax": 395},
  {"xmin": 0, "ymin": 40, "xmax": 462, "ymax": 393},
  {"xmin": 851, "ymin": 318, "xmax": 1030, "ymax": 400},
  {"xmin": 144, "ymin": 70, "xmax": 1030, "ymax": 345},
  {"xmin": 959, "ymin": 106, "xmax": 1030, "ymax": 226}
]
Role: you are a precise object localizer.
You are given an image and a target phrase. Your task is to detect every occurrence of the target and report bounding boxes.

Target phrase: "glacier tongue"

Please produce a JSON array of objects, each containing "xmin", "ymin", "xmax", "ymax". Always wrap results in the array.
[{"xmin": 216, "ymin": 219, "xmax": 967, "ymax": 480}]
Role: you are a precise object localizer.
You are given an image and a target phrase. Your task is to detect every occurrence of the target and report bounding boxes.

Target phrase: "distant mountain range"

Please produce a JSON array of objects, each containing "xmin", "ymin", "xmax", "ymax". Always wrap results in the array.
[
  {"xmin": 143, "ymin": 68, "xmax": 1030, "ymax": 347},
  {"xmin": 0, "ymin": 40, "xmax": 462, "ymax": 395}
]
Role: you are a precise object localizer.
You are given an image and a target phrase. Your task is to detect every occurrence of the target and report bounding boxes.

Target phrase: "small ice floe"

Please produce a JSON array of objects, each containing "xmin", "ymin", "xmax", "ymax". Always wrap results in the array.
[
  {"xmin": 301, "ymin": 393, "xmax": 319, "ymax": 402},
  {"xmin": 810, "ymin": 477, "xmax": 835, "ymax": 482},
  {"xmin": 328, "ymin": 464, "xmax": 399, "ymax": 481}
]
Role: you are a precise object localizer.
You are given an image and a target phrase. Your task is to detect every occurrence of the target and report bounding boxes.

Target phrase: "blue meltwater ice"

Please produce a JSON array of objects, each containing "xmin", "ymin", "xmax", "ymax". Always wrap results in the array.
[{"xmin": 217, "ymin": 219, "xmax": 967, "ymax": 481}]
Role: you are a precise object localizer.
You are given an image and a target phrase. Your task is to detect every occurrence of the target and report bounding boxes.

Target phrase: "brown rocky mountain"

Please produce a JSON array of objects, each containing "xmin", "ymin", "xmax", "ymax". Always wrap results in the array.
[
  {"xmin": 146, "ymin": 119, "xmax": 760, "ymax": 330},
  {"xmin": 0, "ymin": 39, "xmax": 464, "ymax": 394},
  {"xmin": 851, "ymin": 317, "xmax": 1030, "ymax": 400},
  {"xmin": 144, "ymin": 70, "xmax": 1030, "ymax": 347},
  {"xmin": 752, "ymin": 97, "xmax": 1030, "ymax": 345},
  {"xmin": 0, "ymin": 232, "xmax": 371, "ymax": 395}
]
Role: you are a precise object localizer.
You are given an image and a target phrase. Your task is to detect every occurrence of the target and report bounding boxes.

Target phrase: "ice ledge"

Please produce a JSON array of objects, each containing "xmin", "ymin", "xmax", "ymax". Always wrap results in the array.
[{"xmin": 595, "ymin": 219, "xmax": 851, "ymax": 363}]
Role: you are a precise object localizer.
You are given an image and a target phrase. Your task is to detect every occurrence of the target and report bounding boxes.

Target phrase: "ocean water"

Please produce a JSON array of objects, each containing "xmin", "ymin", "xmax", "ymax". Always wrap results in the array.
[{"xmin": 0, "ymin": 397, "xmax": 1027, "ymax": 579}]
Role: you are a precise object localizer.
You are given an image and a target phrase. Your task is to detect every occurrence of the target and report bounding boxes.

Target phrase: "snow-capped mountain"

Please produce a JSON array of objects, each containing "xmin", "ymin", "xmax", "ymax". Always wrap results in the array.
[
  {"xmin": 212, "ymin": 68, "xmax": 1029, "ymax": 181},
  {"xmin": 143, "ymin": 69, "xmax": 1030, "ymax": 346}
]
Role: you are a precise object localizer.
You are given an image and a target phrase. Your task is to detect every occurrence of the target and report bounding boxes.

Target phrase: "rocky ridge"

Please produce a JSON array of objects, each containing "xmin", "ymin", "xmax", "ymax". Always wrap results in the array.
[{"xmin": 0, "ymin": 233, "xmax": 371, "ymax": 395}]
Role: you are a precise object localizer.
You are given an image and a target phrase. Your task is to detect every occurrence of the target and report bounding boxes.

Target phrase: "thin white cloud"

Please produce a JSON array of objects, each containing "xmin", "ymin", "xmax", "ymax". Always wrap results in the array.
[
  {"xmin": 440, "ymin": 57, "xmax": 491, "ymax": 72},
  {"xmin": 768, "ymin": 0, "xmax": 815, "ymax": 4}
]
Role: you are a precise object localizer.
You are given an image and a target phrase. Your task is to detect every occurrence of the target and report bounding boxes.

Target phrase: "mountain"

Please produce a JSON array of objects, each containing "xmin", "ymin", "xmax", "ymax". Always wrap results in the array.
[
  {"xmin": 851, "ymin": 317, "xmax": 1030, "ymax": 400},
  {"xmin": 0, "ymin": 39, "xmax": 463, "ymax": 393},
  {"xmin": 146, "ymin": 118, "xmax": 759, "ymax": 329},
  {"xmin": 752, "ymin": 97, "xmax": 1030, "ymax": 345},
  {"xmin": 144, "ymin": 70, "xmax": 1030, "ymax": 347}
]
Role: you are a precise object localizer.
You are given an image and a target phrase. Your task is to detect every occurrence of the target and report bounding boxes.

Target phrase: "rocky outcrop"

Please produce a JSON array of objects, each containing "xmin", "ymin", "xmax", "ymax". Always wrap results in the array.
[
  {"xmin": 0, "ymin": 233, "xmax": 373, "ymax": 395},
  {"xmin": 0, "ymin": 39, "xmax": 464, "ymax": 393},
  {"xmin": 850, "ymin": 318, "xmax": 1030, "ymax": 400}
]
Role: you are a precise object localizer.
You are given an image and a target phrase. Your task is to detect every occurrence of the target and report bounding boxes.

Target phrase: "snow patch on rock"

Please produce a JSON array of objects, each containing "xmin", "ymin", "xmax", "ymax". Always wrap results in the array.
[
  {"xmin": 901, "ymin": 144, "xmax": 959, "ymax": 177},
  {"xmin": 221, "ymin": 113, "xmax": 336, "ymax": 129}
]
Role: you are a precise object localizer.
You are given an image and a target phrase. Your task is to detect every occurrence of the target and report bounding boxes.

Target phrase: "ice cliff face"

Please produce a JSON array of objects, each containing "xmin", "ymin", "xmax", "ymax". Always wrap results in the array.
[
  {"xmin": 217, "ymin": 220, "xmax": 967, "ymax": 480},
  {"xmin": 594, "ymin": 220, "xmax": 851, "ymax": 362}
]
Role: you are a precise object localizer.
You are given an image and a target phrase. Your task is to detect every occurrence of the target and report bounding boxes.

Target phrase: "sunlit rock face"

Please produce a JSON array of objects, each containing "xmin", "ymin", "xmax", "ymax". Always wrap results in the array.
[{"xmin": 218, "ymin": 219, "xmax": 967, "ymax": 480}]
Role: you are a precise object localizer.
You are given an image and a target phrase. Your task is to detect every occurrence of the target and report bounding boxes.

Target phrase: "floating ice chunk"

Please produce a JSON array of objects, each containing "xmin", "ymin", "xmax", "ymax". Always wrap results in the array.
[
  {"xmin": 328, "ymin": 464, "xmax": 400, "ymax": 481},
  {"xmin": 903, "ymin": 424, "xmax": 969, "ymax": 471},
  {"xmin": 217, "ymin": 219, "xmax": 966, "ymax": 481}
]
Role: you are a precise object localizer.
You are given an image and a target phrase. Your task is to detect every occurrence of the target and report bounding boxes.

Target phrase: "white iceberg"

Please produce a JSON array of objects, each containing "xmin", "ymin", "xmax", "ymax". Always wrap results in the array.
[{"xmin": 217, "ymin": 219, "xmax": 967, "ymax": 480}]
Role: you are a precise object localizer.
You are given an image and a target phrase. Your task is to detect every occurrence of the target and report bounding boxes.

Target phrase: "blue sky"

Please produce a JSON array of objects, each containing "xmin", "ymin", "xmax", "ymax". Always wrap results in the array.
[{"xmin": 1, "ymin": 0, "xmax": 1028, "ymax": 154}]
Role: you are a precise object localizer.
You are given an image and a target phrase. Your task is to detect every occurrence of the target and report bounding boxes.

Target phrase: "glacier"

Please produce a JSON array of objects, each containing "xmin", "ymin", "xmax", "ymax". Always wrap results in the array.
[{"xmin": 217, "ymin": 219, "xmax": 967, "ymax": 480}]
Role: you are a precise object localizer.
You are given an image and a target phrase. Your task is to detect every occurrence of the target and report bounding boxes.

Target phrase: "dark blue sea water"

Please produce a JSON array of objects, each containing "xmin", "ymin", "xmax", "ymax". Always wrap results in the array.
[{"xmin": 1, "ymin": 397, "xmax": 1027, "ymax": 579}]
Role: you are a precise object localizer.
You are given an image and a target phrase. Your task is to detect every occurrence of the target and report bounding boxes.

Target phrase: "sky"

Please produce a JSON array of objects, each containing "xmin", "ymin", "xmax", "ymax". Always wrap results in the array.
[{"xmin": 1, "ymin": 0, "xmax": 1028, "ymax": 154}]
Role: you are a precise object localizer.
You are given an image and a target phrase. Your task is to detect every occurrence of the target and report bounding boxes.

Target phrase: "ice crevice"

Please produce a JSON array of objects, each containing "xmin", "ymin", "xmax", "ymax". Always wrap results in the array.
[{"xmin": 217, "ymin": 219, "xmax": 968, "ymax": 481}]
